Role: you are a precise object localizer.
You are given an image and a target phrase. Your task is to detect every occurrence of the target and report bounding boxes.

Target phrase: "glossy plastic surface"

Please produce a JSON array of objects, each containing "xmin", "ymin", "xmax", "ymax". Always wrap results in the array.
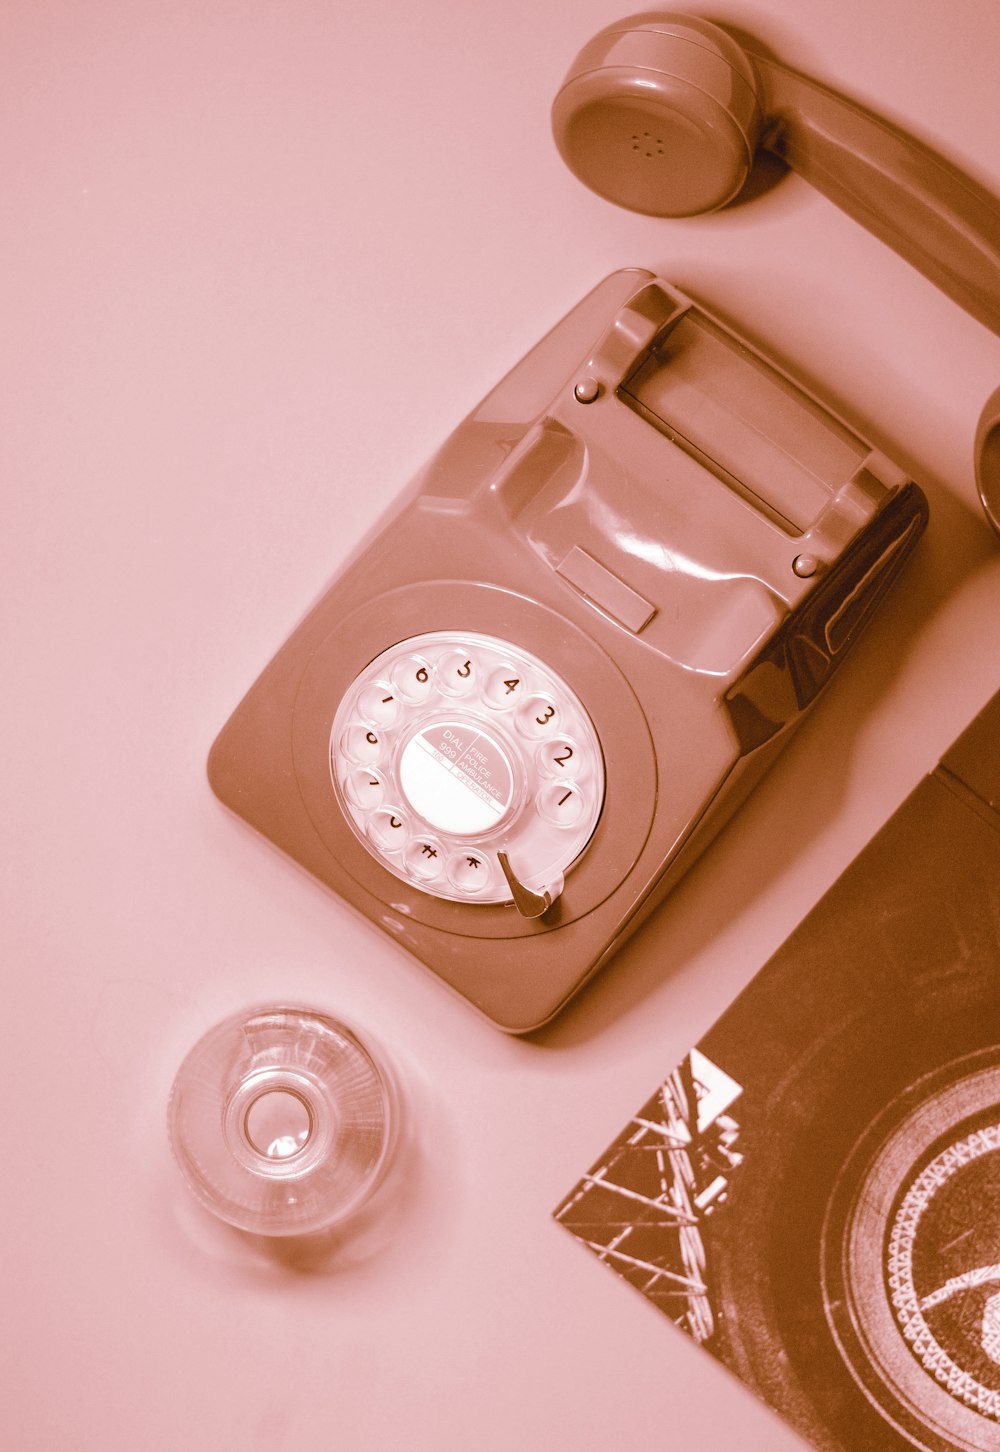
[
  {"xmin": 208, "ymin": 269, "xmax": 927, "ymax": 1031},
  {"xmin": 755, "ymin": 51, "xmax": 1000, "ymax": 342},
  {"xmin": 331, "ymin": 630, "xmax": 605, "ymax": 906},
  {"xmin": 551, "ymin": 14, "xmax": 761, "ymax": 215},
  {"xmin": 552, "ymin": 13, "xmax": 1000, "ymax": 339},
  {"xmin": 976, "ymin": 384, "xmax": 1000, "ymax": 535}
]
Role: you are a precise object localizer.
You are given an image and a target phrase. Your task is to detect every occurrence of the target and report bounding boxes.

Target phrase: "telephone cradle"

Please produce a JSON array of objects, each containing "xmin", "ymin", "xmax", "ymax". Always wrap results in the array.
[{"xmin": 208, "ymin": 269, "xmax": 928, "ymax": 1032}]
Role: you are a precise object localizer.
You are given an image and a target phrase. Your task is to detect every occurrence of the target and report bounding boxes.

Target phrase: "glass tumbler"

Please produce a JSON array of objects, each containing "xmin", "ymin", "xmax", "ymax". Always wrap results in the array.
[{"xmin": 168, "ymin": 1005, "xmax": 399, "ymax": 1237}]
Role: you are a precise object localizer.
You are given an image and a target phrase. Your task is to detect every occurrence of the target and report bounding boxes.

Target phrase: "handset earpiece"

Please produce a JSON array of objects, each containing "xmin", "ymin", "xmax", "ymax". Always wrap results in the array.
[
  {"xmin": 552, "ymin": 12, "xmax": 1000, "ymax": 333},
  {"xmin": 552, "ymin": 14, "xmax": 763, "ymax": 217},
  {"xmin": 551, "ymin": 11, "xmax": 1000, "ymax": 533}
]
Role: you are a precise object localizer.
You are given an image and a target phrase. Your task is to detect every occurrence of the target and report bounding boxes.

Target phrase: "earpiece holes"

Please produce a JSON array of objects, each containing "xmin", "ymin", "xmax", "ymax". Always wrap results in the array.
[{"xmin": 630, "ymin": 131, "xmax": 665, "ymax": 157}]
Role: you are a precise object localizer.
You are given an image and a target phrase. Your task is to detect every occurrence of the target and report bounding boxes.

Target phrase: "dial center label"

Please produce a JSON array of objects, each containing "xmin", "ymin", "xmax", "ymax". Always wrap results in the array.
[{"xmin": 399, "ymin": 720, "xmax": 515, "ymax": 835}]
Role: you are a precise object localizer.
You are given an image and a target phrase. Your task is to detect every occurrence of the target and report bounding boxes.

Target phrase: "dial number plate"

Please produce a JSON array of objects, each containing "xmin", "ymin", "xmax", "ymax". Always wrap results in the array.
[{"xmin": 330, "ymin": 632, "xmax": 605, "ymax": 904}]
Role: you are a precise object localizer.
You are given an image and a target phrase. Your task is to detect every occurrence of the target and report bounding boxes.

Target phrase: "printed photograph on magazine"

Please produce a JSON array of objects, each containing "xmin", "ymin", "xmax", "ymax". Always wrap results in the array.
[{"xmin": 555, "ymin": 693, "xmax": 1000, "ymax": 1452}]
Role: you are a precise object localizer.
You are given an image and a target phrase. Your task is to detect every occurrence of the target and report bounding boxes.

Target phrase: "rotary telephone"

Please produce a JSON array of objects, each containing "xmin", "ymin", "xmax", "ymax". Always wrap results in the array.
[{"xmin": 209, "ymin": 270, "xmax": 927, "ymax": 1031}]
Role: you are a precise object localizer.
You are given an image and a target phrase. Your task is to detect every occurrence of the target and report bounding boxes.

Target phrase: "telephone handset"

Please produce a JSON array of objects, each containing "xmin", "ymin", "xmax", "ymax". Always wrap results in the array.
[
  {"xmin": 209, "ymin": 270, "xmax": 927, "ymax": 1032},
  {"xmin": 551, "ymin": 12, "xmax": 1000, "ymax": 534},
  {"xmin": 551, "ymin": 12, "xmax": 1000, "ymax": 335}
]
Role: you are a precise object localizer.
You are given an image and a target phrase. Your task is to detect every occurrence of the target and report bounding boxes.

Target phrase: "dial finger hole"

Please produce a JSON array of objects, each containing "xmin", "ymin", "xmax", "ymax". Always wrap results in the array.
[
  {"xmin": 390, "ymin": 654, "xmax": 434, "ymax": 704},
  {"xmin": 537, "ymin": 780, "xmax": 585, "ymax": 827},
  {"xmin": 344, "ymin": 767, "xmax": 385, "ymax": 810},
  {"xmin": 446, "ymin": 850, "xmax": 492, "ymax": 894},
  {"xmin": 404, "ymin": 838, "xmax": 445, "ymax": 882},
  {"xmin": 366, "ymin": 808, "xmax": 409, "ymax": 852},
  {"xmin": 343, "ymin": 724, "xmax": 384, "ymax": 765},
  {"xmin": 515, "ymin": 693, "xmax": 559, "ymax": 739},
  {"xmin": 357, "ymin": 682, "xmax": 402, "ymax": 727},
  {"xmin": 536, "ymin": 736, "xmax": 577, "ymax": 777},
  {"xmin": 437, "ymin": 649, "xmax": 477, "ymax": 696},
  {"xmin": 482, "ymin": 666, "xmax": 525, "ymax": 708}
]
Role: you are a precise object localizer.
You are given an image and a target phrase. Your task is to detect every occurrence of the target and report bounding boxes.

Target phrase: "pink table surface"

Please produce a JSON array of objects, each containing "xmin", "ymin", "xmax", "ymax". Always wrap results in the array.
[{"xmin": 3, "ymin": 2, "xmax": 1000, "ymax": 1449}]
